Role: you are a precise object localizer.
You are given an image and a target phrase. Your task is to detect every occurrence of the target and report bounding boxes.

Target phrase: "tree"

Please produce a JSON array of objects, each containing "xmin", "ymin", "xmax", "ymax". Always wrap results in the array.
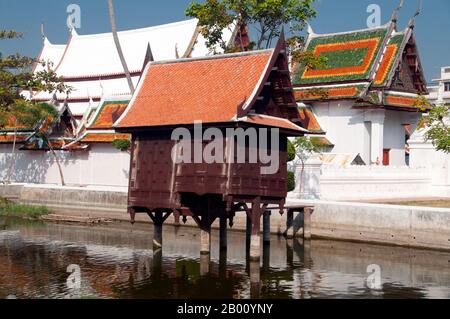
[
  {"xmin": 186, "ymin": 0, "xmax": 317, "ymax": 51},
  {"xmin": 420, "ymin": 104, "xmax": 450, "ymax": 153},
  {"xmin": 107, "ymin": 0, "xmax": 135, "ymax": 94},
  {"xmin": 291, "ymin": 136, "xmax": 322, "ymax": 196},
  {"xmin": 1, "ymin": 29, "xmax": 70, "ymax": 185},
  {"xmin": 287, "ymin": 139, "xmax": 296, "ymax": 192},
  {"xmin": 414, "ymin": 96, "xmax": 450, "ymax": 154}
]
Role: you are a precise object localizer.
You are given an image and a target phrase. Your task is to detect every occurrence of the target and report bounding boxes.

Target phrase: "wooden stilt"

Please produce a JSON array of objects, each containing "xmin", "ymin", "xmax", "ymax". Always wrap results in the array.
[
  {"xmin": 219, "ymin": 249, "xmax": 227, "ymax": 279},
  {"xmin": 285, "ymin": 209, "xmax": 294, "ymax": 239},
  {"xmin": 200, "ymin": 215, "xmax": 211, "ymax": 255},
  {"xmin": 153, "ymin": 211, "xmax": 163, "ymax": 251},
  {"xmin": 249, "ymin": 198, "xmax": 262, "ymax": 261},
  {"xmin": 246, "ymin": 214, "xmax": 251, "ymax": 251},
  {"xmin": 249, "ymin": 260, "xmax": 261, "ymax": 299},
  {"xmin": 263, "ymin": 210, "xmax": 271, "ymax": 245},
  {"xmin": 152, "ymin": 248, "xmax": 162, "ymax": 278},
  {"xmin": 219, "ymin": 216, "xmax": 227, "ymax": 251},
  {"xmin": 262, "ymin": 243, "xmax": 270, "ymax": 272}
]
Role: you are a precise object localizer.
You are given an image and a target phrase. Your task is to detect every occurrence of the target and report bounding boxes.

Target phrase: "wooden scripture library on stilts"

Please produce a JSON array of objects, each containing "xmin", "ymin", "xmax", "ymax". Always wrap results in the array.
[{"xmin": 114, "ymin": 35, "xmax": 308, "ymax": 262}]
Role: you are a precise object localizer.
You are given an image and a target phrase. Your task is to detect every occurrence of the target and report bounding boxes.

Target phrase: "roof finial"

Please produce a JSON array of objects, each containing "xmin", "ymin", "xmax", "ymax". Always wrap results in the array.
[
  {"xmin": 280, "ymin": 26, "xmax": 286, "ymax": 44},
  {"xmin": 99, "ymin": 80, "xmax": 105, "ymax": 98},
  {"xmin": 142, "ymin": 43, "xmax": 155, "ymax": 68},
  {"xmin": 408, "ymin": 0, "xmax": 423, "ymax": 29},
  {"xmin": 390, "ymin": 0, "xmax": 404, "ymax": 23},
  {"xmin": 306, "ymin": 21, "xmax": 315, "ymax": 37},
  {"xmin": 175, "ymin": 43, "xmax": 180, "ymax": 59},
  {"xmin": 40, "ymin": 21, "xmax": 46, "ymax": 44}
]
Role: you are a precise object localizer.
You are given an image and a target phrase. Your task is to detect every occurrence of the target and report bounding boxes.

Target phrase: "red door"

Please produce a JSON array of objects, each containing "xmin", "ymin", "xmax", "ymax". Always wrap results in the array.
[{"xmin": 383, "ymin": 149, "xmax": 390, "ymax": 166}]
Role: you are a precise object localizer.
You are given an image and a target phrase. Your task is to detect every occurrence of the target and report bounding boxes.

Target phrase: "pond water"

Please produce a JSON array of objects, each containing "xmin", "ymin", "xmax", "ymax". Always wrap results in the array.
[{"xmin": 0, "ymin": 217, "xmax": 449, "ymax": 299}]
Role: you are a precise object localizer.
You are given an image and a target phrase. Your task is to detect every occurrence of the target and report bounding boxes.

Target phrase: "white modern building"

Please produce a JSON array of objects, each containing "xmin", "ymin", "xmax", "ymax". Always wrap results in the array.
[{"xmin": 428, "ymin": 66, "xmax": 450, "ymax": 105}]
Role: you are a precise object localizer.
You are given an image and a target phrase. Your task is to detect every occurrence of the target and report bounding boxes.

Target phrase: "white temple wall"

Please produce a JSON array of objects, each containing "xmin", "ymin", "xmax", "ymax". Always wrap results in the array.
[
  {"xmin": 313, "ymin": 100, "xmax": 367, "ymax": 157},
  {"xmin": 409, "ymin": 134, "xmax": 450, "ymax": 197},
  {"xmin": 0, "ymin": 144, "xmax": 130, "ymax": 189},
  {"xmin": 319, "ymin": 165, "xmax": 432, "ymax": 200},
  {"xmin": 383, "ymin": 110, "xmax": 412, "ymax": 166},
  {"xmin": 313, "ymin": 102, "xmax": 422, "ymax": 167},
  {"xmin": 289, "ymin": 159, "xmax": 433, "ymax": 201}
]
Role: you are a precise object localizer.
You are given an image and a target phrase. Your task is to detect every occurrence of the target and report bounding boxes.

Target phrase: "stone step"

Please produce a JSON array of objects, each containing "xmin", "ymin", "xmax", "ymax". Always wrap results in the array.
[{"xmin": 41, "ymin": 214, "xmax": 113, "ymax": 224}]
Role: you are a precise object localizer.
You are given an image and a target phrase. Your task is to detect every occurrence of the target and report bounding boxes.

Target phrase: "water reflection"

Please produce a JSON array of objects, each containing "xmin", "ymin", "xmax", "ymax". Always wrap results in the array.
[{"xmin": 0, "ymin": 217, "xmax": 449, "ymax": 299}]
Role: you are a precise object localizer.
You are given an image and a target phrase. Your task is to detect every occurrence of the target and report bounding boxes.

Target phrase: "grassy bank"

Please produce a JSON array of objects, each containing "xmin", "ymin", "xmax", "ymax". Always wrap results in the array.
[
  {"xmin": 381, "ymin": 200, "xmax": 450, "ymax": 209},
  {"xmin": 0, "ymin": 197, "xmax": 52, "ymax": 219}
]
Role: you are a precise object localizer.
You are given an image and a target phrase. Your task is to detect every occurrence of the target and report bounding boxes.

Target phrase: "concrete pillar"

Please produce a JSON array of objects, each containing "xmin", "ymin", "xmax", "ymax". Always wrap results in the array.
[
  {"xmin": 249, "ymin": 204, "xmax": 262, "ymax": 261},
  {"xmin": 219, "ymin": 216, "xmax": 227, "ymax": 251},
  {"xmin": 153, "ymin": 223, "xmax": 163, "ymax": 251},
  {"xmin": 289, "ymin": 155, "xmax": 323, "ymax": 200},
  {"xmin": 200, "ymin": 227, "xmax": 211, "ymax": 255},
  {"xmin": 263, "ymin": 211, "xmax": 271, "ymax": 245},
  {"xmin": 286, "ymin": 240, "xmax": 294, "ymax": 266},
  {"xmin": 249, "ymin": 260, "xmax": 261, "ymax": 299},
  {"xmin": 365, "ymin": 110, "xmax": 385, "ymax": 165},
  {"xmin": 200, "ymin": 253, "xmax": 210, "ymax": 276},
  {"xmin": 285, "ymin": 209, "xmax": 294, "ymax": 239},
  {"xmin": 303, "ymin": 239, "xmax": 312, "ymax": 269},
  {"xmin": 304, "ymin": 208, "xmax": 313, "ymax": 239}
]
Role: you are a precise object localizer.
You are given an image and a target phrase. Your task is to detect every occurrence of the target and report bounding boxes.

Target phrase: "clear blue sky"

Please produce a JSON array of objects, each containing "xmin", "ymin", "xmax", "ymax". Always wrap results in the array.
[{"xmin": 1, "ymin": 0, "xmax": 449, "ymax": 82}]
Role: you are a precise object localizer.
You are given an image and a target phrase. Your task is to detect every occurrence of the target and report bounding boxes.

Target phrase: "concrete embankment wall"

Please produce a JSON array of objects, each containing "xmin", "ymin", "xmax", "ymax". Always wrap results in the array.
[
  {"xmin": 312, "ymin": 202, "xmax": 450, "ymax": 251},
  {"xmin": 1, "ymin": 184, "xmax": 450, "ymax": 251}
]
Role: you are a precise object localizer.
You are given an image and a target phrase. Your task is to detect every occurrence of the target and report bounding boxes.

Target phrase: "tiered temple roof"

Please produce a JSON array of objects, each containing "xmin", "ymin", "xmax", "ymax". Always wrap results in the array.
[
  {"xmin": 31, "ymin": 19, "xmax": 237, "ymax": 117},
  {"xmin": 292, "ymin": 16, "xmax": 428, "ymax": 112},
  {"xmin": 17, "ymin": 104, "xmax": 80, "ymax": 151},
  {"xmin": 72, "ymin": 98, "xmax": 131, "ymax": 147}
]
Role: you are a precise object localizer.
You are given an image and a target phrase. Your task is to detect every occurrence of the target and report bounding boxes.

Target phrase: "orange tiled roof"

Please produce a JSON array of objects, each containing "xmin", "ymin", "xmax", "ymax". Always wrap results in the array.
[
  {"xmin": 116, "ymin": 51, "xmax": 273, "ymax": 128},
  {"xmin": 0, "ymin": 115, "xmax": 33, "ymax": 131},
  {"xmin": 242, "ymin": 114, "xmax": 306, "ymax": 133},
  {"xmin": 0, "ymin": 134, "xmax": 29, "ymax": 143},
  {"xmin": 80, "ymin": 133, "xmax": 130, "ymax": 143},
  {"xmin": 297, "ymin": 108, "xmax": 324, "ymax": 133},
  {"xmin": 91, "ymin": 103, "xmax": 128, "ymax": 129}
]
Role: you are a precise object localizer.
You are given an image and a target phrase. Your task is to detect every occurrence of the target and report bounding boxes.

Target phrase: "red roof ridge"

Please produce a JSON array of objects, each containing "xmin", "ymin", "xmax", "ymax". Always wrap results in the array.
[{"xmin": 148, "ymin": 49, "xmax": 274, "ymax": 67}]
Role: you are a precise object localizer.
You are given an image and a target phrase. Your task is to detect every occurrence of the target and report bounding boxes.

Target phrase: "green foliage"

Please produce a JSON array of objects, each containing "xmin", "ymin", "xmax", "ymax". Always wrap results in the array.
[
  {"xmin": 0, "ymin": 29, "xmax": 71, "ymax": 126},
  {"xmin": 287, "ymin": 139, "xmax": 296, "ymax": 162},
  {"xmin": 292, "ymin": 136, "xmax": 322, "ymax": 158},
  {"xmin": 0, "ymin": 30, "xmax": 23, "ymax": 39},
  {"xmin": 287, "ymin": 171, "xmax": 295, "ymax": 192},
  {"xmin": 0, "ymin": 198, "xmax": 51, "ymax": 219},
  {"xmin": 112, "ymin": 139, "xmax": 131, "ymax": 151},
  {"xmin": 420, "ymin": 104, "xmax": 450, "ymax": 153},
  {"xmin": 186, "ymin": 0, "xmax": 317, "ymax": 51}
]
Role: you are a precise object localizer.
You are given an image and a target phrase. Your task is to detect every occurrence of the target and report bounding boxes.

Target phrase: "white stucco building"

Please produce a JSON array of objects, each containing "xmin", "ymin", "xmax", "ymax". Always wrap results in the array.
[{"xmin": 292, "ymin": 12, "xmax": 428, "ymax": 168}]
